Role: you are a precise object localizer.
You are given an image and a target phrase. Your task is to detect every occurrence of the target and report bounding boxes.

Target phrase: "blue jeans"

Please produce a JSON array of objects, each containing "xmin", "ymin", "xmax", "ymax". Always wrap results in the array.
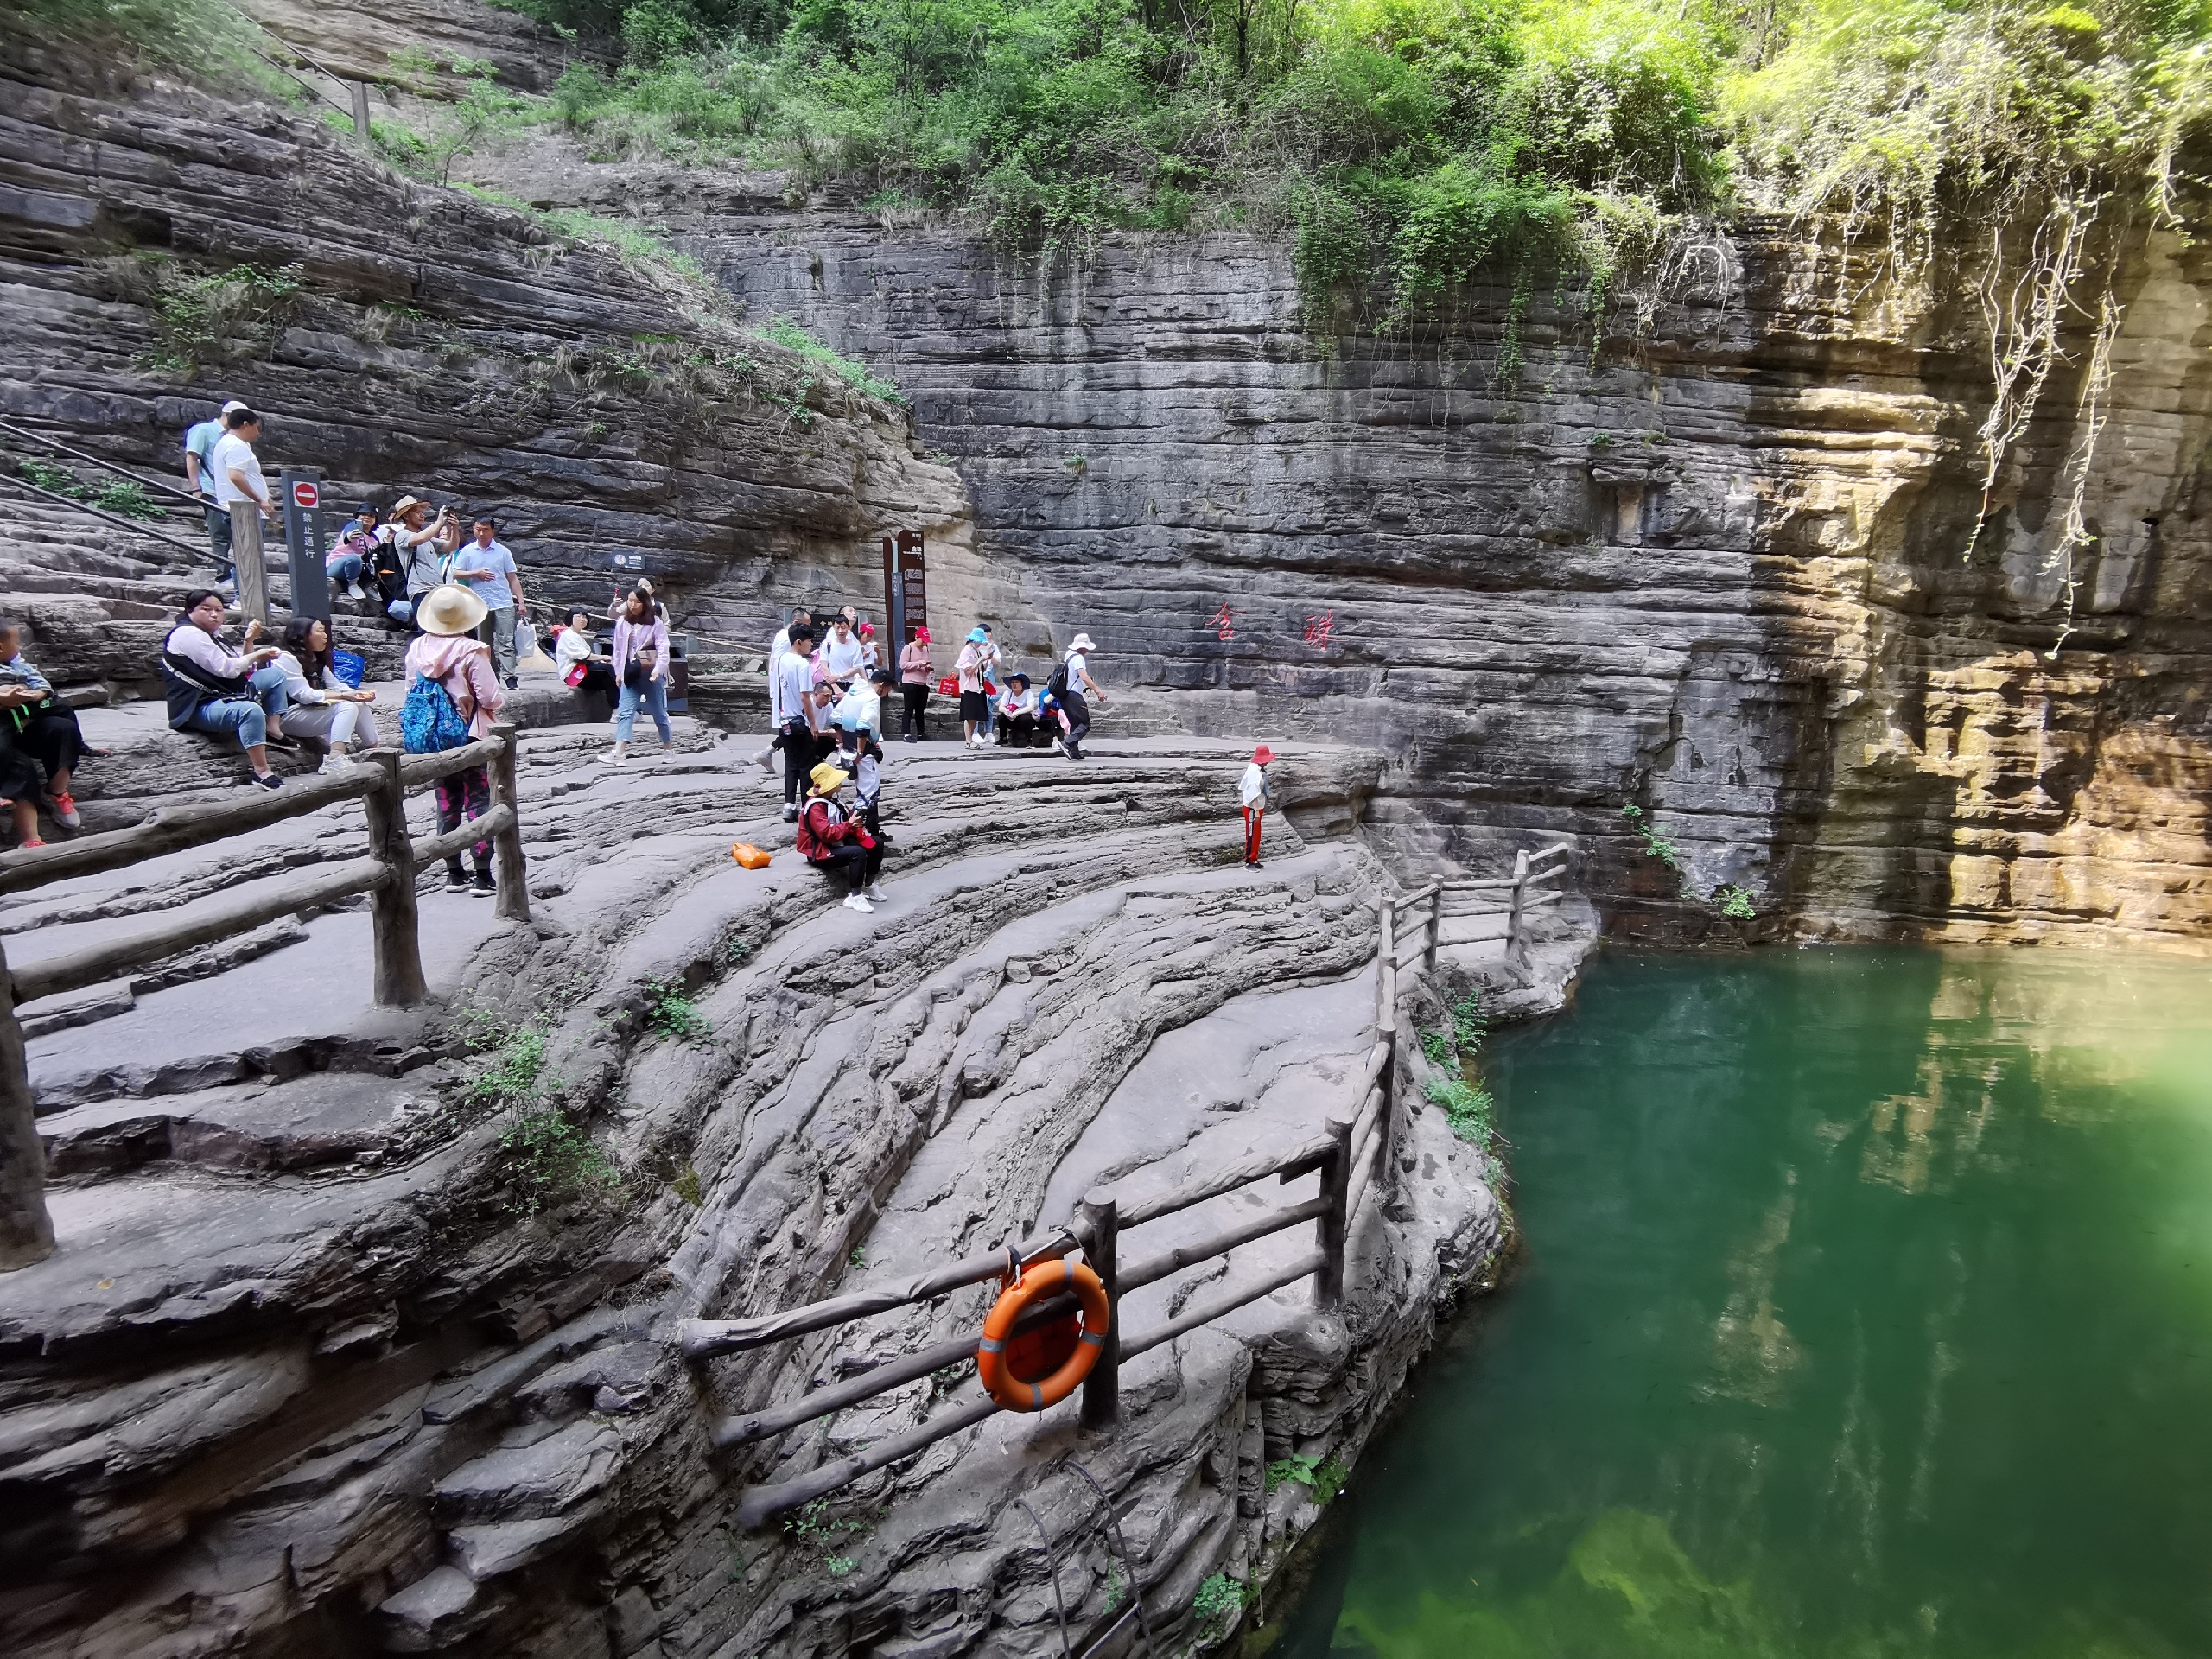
[
  {"xmin": 183, "ymin": 663, "xmax": 289, "ymax": 751},
  {"xmin": 617, "ymin": 676, "xmax": 670, "ymax": 744},
  {"xmin": 389, "ymin": 594, "xmax": 421, "ymax": 627},
  {"xmin": 326, "ymin": 551, "xmax": 365, "ymax": 588}
]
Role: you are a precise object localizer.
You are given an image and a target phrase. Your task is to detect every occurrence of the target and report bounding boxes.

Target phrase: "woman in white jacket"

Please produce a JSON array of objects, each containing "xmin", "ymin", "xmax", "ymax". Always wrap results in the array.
[{"xmin": 272, "ymin": 617, "xmax": 381, "ymax": 771}]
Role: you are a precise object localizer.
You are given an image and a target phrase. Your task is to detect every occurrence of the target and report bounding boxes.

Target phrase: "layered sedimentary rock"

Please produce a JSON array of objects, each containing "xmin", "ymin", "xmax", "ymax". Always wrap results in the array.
[
  {"xmin": 0, "ymin": 40, "xmax": 976, "ymax": 707},
  {"xmin": 467, "ymin": 142, "xmax": 2212, "ymax": 951}
]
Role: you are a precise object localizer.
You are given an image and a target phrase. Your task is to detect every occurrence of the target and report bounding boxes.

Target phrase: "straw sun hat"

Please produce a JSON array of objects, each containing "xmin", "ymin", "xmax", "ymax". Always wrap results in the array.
[
  {"xmin": 416, "ymin": 584, "xmax": 488, "ymax": 637},
  {"xmin": 810, "ymin": 761, "xmax": 850, "ymax": 794}
]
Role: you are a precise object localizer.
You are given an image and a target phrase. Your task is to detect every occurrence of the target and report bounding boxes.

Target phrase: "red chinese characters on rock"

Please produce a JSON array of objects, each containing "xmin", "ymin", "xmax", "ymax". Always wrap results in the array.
[
  {"xmin": 1211, "ymin": 602, "xmax": 1235, "ymax": 642},
  {"xmin": 1302, "ymin": 611, "xmax": 1336, "ymax": 651}
]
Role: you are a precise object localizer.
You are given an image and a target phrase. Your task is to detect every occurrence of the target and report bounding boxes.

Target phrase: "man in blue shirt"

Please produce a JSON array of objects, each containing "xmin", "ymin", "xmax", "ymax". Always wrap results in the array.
[
  {"xmin": 450, "ymin": 515, "xmax": 530, "ymax": 689},
  {"xmin": 181, "ymin": 397, "xmax": 246, "ymax": 588}
]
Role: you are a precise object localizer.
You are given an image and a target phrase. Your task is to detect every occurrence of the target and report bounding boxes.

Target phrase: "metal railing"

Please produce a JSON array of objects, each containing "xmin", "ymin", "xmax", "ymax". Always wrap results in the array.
[
  {"xmin": 0, "ymin": 728, "xmax": 532, "ymax": 1270},
  {"xmin": 678, "ymin": 915, "xmax": 1407, "ymax": 1531}
]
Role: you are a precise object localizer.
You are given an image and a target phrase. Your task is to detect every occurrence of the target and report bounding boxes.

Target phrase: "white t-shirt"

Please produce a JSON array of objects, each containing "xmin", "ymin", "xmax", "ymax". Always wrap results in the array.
[
  {"xmin": 210, "ymin": 430, "xmax": 266, "ymax": 509},
  {"xmin": 1240, "ymin": 762, "xmax": 1271, "ymax": 808},
  {"xmin": 776, "ymin": 649, "xmax": 816, "ymax": 728},
  {"xmin": 1063, "ymin": 650, "xmax": 1089, "ymax": 691},
  {"xmin": 823, "ymin": 632, "xmax": 865, "ymax": 681}
]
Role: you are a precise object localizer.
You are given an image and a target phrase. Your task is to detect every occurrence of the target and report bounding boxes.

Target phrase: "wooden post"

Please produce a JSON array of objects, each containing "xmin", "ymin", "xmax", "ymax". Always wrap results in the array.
[
  {"xmin": 1077, "ymin": 1191, "xmax": 1120, "ymax": 1429},
  {"xmin": 229, "ymin": 500, "xmax": 268, "ymax": 626},
  {"xmin": 1315, "ymin": 1115, "xmax": 1353, "ymax": 1309},
  {"xmin": 486, "ymin": 723, "xmax": 531, "ymax": 922},
  {"xmin": 362, "ymin": 749, "xmax": 426, "ymax": 1007},
  {"xmin": 1507, "ymin": 849, "xmax": 1531, "ymax": 972},
  {"xmin": 1423, "ymin": 892, "xmax": 1440, "ymax": 974},
  {"xmin": 1376, "ymin": 1027, "xmax": 1401, "ymax": 1202},
  {"xmin": 1377, "ymin": 898, "xmax": 1395, "ymax": 1027},
  {"xmin": 0, "ymin": 938, "xmax": 54, "ymax": 1270},
  {"xmin": 349, "ymin": 78, "xmax": 372, "ymax": 137}
]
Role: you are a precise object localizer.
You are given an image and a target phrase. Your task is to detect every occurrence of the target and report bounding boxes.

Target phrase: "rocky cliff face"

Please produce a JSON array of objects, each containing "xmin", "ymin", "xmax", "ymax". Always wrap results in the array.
[
  {"xmin": 0, "ymin": 37, "xmax": 974, "ymax": 706},
  {"xmin": 467, "ymin": 143, "xmax": 2212, "ymax": 953}
]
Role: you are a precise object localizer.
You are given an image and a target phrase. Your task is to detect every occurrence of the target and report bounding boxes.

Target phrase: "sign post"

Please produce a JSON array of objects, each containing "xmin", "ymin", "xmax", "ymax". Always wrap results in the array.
[
  {"xmin": 281, "ymin": 468, "xmax": 330, "ymax": 620},
  {"xmin": 880, "ymin": 530, "xmax": 925, "ymax": 654}
]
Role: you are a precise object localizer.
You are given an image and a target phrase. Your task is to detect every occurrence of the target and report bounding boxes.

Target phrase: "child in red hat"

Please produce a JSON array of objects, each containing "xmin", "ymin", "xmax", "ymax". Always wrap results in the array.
[{"xmin": 1240, "ymin": 745, "xmax": 1275, "ymax": 868}]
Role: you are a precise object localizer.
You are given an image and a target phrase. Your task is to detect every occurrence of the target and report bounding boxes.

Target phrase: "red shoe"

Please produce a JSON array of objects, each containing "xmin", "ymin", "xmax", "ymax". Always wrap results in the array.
[
  {"xmin": 19, "ymin": 837, "xmax": 46, "ymax": 849},
  {"xmin": 46, "ymin": 790, "xmax": 80, "ymax": 830}
]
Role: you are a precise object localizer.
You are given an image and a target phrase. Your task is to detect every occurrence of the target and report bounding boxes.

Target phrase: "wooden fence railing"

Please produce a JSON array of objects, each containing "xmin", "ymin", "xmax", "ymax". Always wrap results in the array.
[
  {"xmin": 681, "ymin": 924, "xmax": 1408, "ymax": 1529},
  {"xmin": 0, "ymin": 726, "xmax": 531, "ymax": 1270},
  {"xmin": 1385, "ymin": 842, "xmax": 1573, "ymax": 977}
]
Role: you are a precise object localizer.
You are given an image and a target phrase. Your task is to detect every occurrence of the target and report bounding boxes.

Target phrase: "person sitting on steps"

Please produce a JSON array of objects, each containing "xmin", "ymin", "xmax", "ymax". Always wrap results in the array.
[
  {"xmin": 327, "ymin": 503, "xmax": 379, "ymax": 603},
  {"xmin": 0, "ymin": 620, "xmax": 92, "ymax": 831},
  {"xmin": 995, "ymin": 673, "xmax": 1039, "ymax": 747},
  {"xmin": 555, "ymin": 610, "xmax": 619, "ymax": 716},
  {"xmin": 797, "ymin": 760, "xmax": 884, "ymax": 913},
  {"xmin": 271, "ymin": 616, "xmax": 382, "ymax": 772},
  {"xmin": 159, "ymin": 589, "xmax": 294, "ymax": 791}
]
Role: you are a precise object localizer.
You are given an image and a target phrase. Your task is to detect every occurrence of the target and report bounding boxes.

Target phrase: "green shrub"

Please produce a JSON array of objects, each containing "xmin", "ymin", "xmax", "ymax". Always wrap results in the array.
[
  {"xmin": 1622, "ymin": 804, "xmax": 1684, "ymax": 874},
  {"xmin": 1713, "ymin": 882, "xmax": 1756, "ymax": 920},
  {"xmin": 1192, "ymin": 1571, "xmax": 1245, "ymax": 1624},
  {"xmin": 499, "ymin": 1102, "xmax": 622, "ymax": 1214},
  {"xmin": 143, "ymin": 262, "xmax": 303, "ymax": 376},
  {"xmin": 1449, "ymin": 989, "xmax": 1487, "ymax": 1053},
  {"xmin": 1424, "ymin": 1075, "xmax": 1495, "ymax": 1147},
  {"xmin": 92, "ymin": 479, "xmax": 162, "ymax": 519},
  {"xmin": 1420, "ymin": 1025, "xmax": 1454, "ymax": 1067},
  {"xmin": 1266, "ymin": 1452, "xmax": 1349, "ymax": 1503},
  {"xmin": 759, "ymin": 317, "xmax": 904, "ymax": 403},
  {"xmin": 462, "ymin": 1024, "xmax": 548, "ymax": 1110},
  {"xmin": 644, "ymin": 976, "xmax": 714, "ymax": 1044}
]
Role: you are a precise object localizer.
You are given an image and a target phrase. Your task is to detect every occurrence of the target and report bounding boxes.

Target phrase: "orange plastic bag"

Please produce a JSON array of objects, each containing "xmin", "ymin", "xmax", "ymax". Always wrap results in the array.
[{"xmin": 732, "ymin": 842, "xmax": 772, "ymax": 869}]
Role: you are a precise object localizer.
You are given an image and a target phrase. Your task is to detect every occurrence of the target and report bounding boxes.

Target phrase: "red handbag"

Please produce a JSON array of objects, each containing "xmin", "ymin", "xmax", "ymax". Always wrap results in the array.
[{"xmin": 937, "ymin": 675, "xmax": 959, "ymax": 696}]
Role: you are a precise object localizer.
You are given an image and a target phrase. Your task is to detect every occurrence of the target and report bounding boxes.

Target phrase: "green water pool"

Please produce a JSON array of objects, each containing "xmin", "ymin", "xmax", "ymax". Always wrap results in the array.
[{"xmin": 1278, "ymin": 947, "xmax": 2212, "ymax": 1659}]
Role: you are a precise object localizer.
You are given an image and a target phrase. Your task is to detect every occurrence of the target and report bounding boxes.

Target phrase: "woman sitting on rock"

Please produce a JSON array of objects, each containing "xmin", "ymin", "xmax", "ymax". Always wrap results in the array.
[
  {"xmin": 159, "ymin": 589, "xmax": 292, "ymax": 790},
  {"xmin": 554, "ymin": 610, "xmax": 619, "ymax": 716},
  {"xmin": 404, "ymin": 585, "xmax": 505, "ymax": 896},
  {"xmin": 797, "ymin": 759, "xmax": 884, "ymax": 914},
  {"xmin": 272, "ymin": 616, "xmax": 381, "ymax": 772},
  {"xmin": 0, "ymin": 620, "xmax": 90, "ymax": 830}
]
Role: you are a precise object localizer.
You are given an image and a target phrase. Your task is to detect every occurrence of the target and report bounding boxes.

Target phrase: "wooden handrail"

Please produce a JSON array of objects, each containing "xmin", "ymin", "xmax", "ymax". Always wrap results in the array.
[
  {"xmin": 1114, "ymin": 1128, "xmax": 1336, "ymax": 1229},
  {"xmin": 0, "ymin": 767, "xmax": 380, "ymax": 895},
  {"xmin": 10, "ymin": 855, "xmax": 387, "ymax": 1006},
  {"xmin": 398, "ymin": 734, "xmax": 508, "ymax": 789},
  {"xmin": 733, "ymin": 1392, "xmax": 1001, "ymax": 1529},
  {"xmin": 410, "ymin": 803, "xmax": 517, "ymax": 872},
  {"xmin": 1120, "ymin": 1249, "xmax": 1328, "ymax": 1362},
  {"xmin": 679, "ymin": 1227, "xmax": 1078, "ymax": 1359},
  {"xmin": 1118, "ymin": 1193, "xmax": 1333, "ymax": 1294}
]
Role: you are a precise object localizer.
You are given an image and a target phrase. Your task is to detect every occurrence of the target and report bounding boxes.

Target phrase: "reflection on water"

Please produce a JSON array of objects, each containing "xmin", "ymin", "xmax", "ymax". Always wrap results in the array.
[{"xmin": 1279, "ymin": 949, "xmax": 2212, "ymax": 1659}]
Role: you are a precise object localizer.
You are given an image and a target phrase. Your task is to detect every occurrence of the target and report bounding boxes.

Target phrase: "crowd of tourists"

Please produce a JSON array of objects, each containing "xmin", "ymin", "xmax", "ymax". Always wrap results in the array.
[{"xmin": 11, "ymin": 397, "xmax": 1284, "ymax": 891}]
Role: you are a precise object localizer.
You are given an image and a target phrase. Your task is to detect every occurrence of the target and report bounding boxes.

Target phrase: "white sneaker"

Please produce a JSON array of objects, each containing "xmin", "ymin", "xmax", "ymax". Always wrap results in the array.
[
  {"xmin": 346, "ymin": 582, "xmax": 367, "ymax": 601},
  {"xmin": 842, "ymin": 893, "xmax": 874, "ymax": 913},
  {"xmin": 603, "ymin": 742, "xmax": 629, "ymax": 764},
  {"xmin": 317, "ymin": 755, "xmax": 348, "ymax": 774},
  {"xmin": 1050, "ymin": 738, "xmax": 1064, "ymax": 753},
  {"xmin": 864, "ymin": 884, "xmax": 887, "ymax": 903}
]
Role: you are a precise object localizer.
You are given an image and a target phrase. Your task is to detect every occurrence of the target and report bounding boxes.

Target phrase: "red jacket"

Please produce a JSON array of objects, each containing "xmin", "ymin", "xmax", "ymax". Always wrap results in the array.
[{"xmin": 798, "ymin": 797, "xmax": 875, "ymax": 861}]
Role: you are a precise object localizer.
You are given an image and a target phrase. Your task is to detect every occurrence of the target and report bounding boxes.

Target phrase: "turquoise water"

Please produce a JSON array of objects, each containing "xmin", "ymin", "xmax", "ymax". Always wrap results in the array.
[{"xmin": 1279, "ymin": 948, "xmax": 2212, "ymax": 1659}]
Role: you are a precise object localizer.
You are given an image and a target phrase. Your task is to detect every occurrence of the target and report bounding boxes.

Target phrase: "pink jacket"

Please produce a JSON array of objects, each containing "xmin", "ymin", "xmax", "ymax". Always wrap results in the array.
[
  {"xmin": 405, "ymin": 633, "xmax": 505, "ymax": 738},
  {"xmin": 613, "ymin": 614, "xmax": 670, "ymax": 683}
]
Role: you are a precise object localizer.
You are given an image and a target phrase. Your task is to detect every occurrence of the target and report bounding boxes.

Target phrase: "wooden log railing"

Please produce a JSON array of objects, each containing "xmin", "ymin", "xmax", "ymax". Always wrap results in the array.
[
  {"xmin": 0, "ymin": 726, "xmax": 533, "ymax": 1270},
  {"xmin": 688, "ymin": 911, "xmax": 1408, "ymax": 1527}
]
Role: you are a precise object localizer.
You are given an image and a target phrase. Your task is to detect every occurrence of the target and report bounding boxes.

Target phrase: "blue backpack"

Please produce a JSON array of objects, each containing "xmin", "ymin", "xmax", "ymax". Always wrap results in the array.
[{"xmin": 400, "ymin": 675, "xmax": 473, "ymax": 753}]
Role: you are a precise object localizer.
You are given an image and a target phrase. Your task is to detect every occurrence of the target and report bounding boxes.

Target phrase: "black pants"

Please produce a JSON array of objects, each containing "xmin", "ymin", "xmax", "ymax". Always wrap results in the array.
[
  {"xmin": 900, "ymin": 683, "xmax": 929, "ymax": 739},
  {"xmin": 995, "ymin": 712, "xmax": 1035, "ymax": 747},
  {"xmin": 781, "ymin": 719, "xmax": 817, "ymax": 804},
  {"xmin": 812, "ymin": 840, "xmax": 882, "ymax": 895},
  {"xmin": 576, "ymin": 663, "xmax": 619, "ymax": 716},
  {"xmin": 1059, "ymin": 689, "xmax": 1090, "ymax": 753},
  {"xmin": 16, "ymin": 706, "xmax": 84, "ymax": 782}
]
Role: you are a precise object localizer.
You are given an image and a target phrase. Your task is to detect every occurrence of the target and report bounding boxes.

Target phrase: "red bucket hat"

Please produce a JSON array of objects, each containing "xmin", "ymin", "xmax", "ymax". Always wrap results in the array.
[{"xmin": 1253, "ymin": 745, "xmax": 1276, "ymax": 765}]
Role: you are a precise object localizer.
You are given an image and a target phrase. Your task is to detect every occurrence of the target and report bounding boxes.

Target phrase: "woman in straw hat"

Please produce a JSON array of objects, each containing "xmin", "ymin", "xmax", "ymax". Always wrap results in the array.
[
  {"xmin": 795, "ymin": 759, "xmax": 884, "ymax": 913},
  {"xmin": 405, "ymin": 584, "xmax": 506, "ymax": 897}
]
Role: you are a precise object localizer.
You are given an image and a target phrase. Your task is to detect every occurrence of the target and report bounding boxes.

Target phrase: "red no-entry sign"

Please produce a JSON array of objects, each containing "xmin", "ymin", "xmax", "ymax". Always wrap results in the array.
[{"xmin": 291, "ymin": 480, "xmax": 320, "ymax": 509}]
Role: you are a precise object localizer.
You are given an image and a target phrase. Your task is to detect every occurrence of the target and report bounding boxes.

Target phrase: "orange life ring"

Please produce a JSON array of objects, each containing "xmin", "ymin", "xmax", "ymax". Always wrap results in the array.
[{"xmin": 976, "ymin": 1256, "xmax": 1110, "ymax": 1412}]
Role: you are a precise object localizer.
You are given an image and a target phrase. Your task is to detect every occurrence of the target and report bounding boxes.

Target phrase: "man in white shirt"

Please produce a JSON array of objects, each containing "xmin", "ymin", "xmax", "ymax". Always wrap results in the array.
[
  {"xmin": 821, "ymin": 614, "xmax": 865, "ymax": 690},
  {"xmin": 182, "ymin": 397, "xmax": 247, "ymax": 585},
  {"xmin": 208, "ymin": 409, "xmax": 276, "ymax": 600},
  {"xmin": 776, "ymin": 622, "xmax": 821, "ymax": 819},
  {"xmin": 756, "ymin": 607, "xmax": 810, "ymax": 772}
]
